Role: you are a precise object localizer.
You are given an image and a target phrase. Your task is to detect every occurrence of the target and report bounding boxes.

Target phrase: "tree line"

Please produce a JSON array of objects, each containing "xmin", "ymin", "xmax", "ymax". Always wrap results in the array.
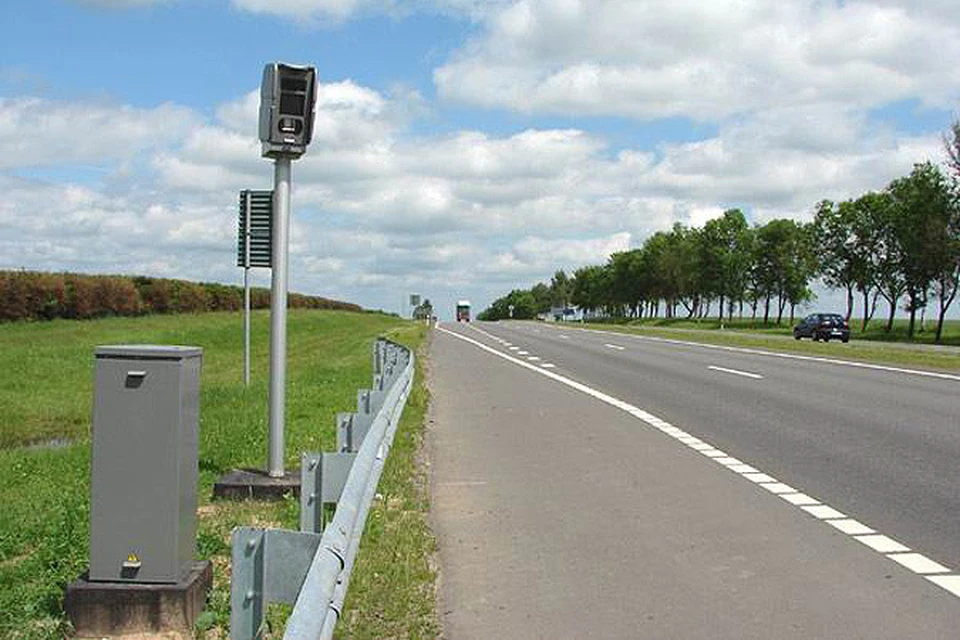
[{"xmin": 481, "ymin": 134, "xmax": 960, "ymax": 343}]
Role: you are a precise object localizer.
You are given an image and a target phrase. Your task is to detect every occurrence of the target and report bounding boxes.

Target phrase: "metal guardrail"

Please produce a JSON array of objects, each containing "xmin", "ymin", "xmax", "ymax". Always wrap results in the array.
[{"xmin": 230, "ymin": 338, "xmax": 414, "ymax": 640}]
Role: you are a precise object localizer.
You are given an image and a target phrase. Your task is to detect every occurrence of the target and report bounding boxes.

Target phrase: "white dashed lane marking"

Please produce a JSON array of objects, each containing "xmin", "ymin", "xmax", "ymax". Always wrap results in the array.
[
  {"xmin": 443, "ymin": 323, "xmax": 960, "ymax": 601},
  {"xmin": 566, "ymin": 325, "xmax": 960, "ymax": 382},
  {"xmin": 888, "ymin": 553, "xmax": 950, "ymax": 574},
  {"xmin": 604, "ymin": 343, "xmax": 626, "ymax": 351},
  {"xmin": 708, "ymin": 365, "xmax": 764, "ymax": 380}
]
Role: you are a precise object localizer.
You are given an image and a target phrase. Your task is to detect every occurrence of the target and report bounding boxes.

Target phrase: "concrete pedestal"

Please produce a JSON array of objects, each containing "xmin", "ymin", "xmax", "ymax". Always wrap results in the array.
[
  {"xmin": 65, "ymin": 560, "xmax": 212, "ymax": 637},
  {"xmin": 212, "ymin": 468, "xmax": 300, "ymax": 500}
]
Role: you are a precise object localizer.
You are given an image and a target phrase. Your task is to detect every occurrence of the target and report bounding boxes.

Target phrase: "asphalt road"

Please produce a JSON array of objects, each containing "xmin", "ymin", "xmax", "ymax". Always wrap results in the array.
[{"xmin": 428, "ymin": 320, "xmax": 960, "ymax": 639}]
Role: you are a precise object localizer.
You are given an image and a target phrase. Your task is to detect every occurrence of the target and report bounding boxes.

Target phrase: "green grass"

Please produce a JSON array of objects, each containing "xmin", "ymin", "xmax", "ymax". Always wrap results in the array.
[
  {"xmin": 570, "ymin": 318, "xmax": 960, "ymax": 372},
  {"xmin": 0, "ymin": 310, "xmax": 437, "ymax": 639}
]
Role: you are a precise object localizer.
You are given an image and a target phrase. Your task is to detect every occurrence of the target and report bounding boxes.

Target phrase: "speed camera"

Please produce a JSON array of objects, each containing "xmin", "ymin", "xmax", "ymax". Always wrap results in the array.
[{"xmin": 258, "ymin": 63, "xmax": 317, "ymax": 158}]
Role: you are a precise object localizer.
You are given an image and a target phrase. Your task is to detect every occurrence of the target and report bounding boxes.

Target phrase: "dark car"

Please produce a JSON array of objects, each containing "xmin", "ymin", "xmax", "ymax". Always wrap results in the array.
[{"xmin": 793, "ymin": 313, "xmax": 850, "ymax": 342}]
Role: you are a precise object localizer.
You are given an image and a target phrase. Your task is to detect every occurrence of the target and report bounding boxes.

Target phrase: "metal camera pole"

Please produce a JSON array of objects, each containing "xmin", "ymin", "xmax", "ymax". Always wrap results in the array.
[
  {"xmin": 214, "ymin": 63, "xmax": 316, "ymax": 497},
  {"xmin": 256, "ymin": 62, "xmax": 317, "ymax": 480},
  {"xmin": 243, "ymin": 191, "xmax": 252, "ymax": 388},
  {"xmin": 268, "ymin": 156, "xmax": 292, "ymax": 477}
]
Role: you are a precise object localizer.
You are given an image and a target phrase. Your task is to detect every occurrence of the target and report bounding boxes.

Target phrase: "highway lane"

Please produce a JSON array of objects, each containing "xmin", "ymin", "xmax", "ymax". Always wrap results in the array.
[
  {"xmin": 429, "ymin": 322, "xmax": 960, "ymax": 638},
  {"xmin": 464, "ymin": 320, "xmax": 960, "ymax": 576}
]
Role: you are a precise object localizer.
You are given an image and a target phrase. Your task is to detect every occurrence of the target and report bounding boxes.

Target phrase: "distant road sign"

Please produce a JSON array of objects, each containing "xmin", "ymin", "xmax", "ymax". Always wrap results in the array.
[{"xmin": 237, "ymin": 190, "xmax": 273, "ymax": 268}]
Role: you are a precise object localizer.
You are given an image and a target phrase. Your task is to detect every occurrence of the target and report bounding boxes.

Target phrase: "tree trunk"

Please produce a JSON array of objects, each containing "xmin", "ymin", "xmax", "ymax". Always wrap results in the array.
[
  {"xmin": 846, "ymin": 284, "xmax": 854, "ymax": 323},
  {"xmin": 861, "ymin": 288, "xmax": 870, "ymax": 331},
  {"xmin": 763, "ymin": 295, "xmax": 771, "ymax": 325},
  {"xmin": 885, "ymin": 296, "xmax": 896, "ymax": 333},
  {"xmin": 908, "ymin": 292, "xmax": 917, "ymax": 338},
  {"xmin": 935, "ymin": 275, "xmax": 959, "ymax": 344}
]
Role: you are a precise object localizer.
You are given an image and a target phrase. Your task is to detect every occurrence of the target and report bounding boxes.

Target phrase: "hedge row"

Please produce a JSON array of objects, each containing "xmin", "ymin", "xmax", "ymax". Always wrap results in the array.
[{"xmin": 0, "ymin": 271, "xmax": 362, "ymax": 322}]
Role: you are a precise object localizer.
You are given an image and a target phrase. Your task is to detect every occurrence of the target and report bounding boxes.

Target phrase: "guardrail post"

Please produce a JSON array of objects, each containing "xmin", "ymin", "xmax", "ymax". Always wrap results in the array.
[
  {"xmin": 354, "ymin": 390, "xmax": 373, "ymax": 447},
  {"xmin": 300, "ymin": 454, "xmax": 322, "ymax": 534},
  {"xmin": 231, "ymin": 529, "xmax": 266, "ymax": 640},
  {"xmin": 336, "ymin": 413, "xmax": 355, "ymax": 453},
  {"xmin": 229, "ymin": 338, "xmax": 414, "ymax": 640},
  {"xmin": 373, "ymin": 338, "xmax": 385, "ymax": 376}
]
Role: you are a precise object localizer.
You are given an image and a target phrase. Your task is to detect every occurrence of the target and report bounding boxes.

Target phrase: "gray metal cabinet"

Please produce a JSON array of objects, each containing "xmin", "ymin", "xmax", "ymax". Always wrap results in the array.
[{"xmin": 89, "ymin": 345, "xmax": 203, "ymax": 583}]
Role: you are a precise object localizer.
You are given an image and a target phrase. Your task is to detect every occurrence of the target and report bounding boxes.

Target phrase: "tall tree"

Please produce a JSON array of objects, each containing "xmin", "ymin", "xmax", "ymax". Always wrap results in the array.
[
  {"xmin": 943, "ymin": 118, "xmax": 960, "ymax": 182},
  {"xmin": 549, "ymin": 270, "xmax": 571, "ymax": 310},
  {"xmin": 887, "ymin": 162, "xmax": 956, "ymax": 338},
  {"xmin": 571, "ymin": 265, "xmax": 609, "ymax": 317},
  {"xmin": 813, "ymin": 199, "xmax": 856, "ymax": 320},
  {"xmin": 530, "ymin": 282, "xmax": 552, "ymax": 315},
  {"xmin": 753, "ymin": 219, "xmax": 816, "ymax": 324},
  {"xmin": 849, "ymin": 192, "xmax": 887, "ymax": 329},
  {"xmin": 935, "ymin": 119, "xmax": 960, "ymax": 342},
  {"xmin": 722, "ymin": 210, "xmax": 753, "ymax": 323},
  {"xmin": 700, "ymin": 209, "xmax": 750, "ymax": 325}
]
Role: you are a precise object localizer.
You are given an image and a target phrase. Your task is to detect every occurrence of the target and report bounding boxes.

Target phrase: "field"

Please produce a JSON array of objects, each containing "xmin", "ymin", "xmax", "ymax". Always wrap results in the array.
[{"xmin": 0, "ymin": 310, "xmax": 437, "ymax": 639}]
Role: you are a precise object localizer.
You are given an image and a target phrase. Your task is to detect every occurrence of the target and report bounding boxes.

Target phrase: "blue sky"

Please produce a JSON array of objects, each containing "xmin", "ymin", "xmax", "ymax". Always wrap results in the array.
[{"xmin": 2, "ymin": 0, "xmax": 959, "ymax": 319}]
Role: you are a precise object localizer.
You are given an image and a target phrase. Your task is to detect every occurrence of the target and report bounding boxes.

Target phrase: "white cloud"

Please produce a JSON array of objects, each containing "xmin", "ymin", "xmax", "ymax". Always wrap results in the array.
[
  {"xmin": 435, "ymin": 0, "xmax": 960, "ymax": 120},
  {"xmin": 229, "ymin": 0, "xmax": 511, "ymax": 24},
  {"xmin": 71, "ymin": 0, "xmax": 172, "ymax": 6},
  {"xmin": 508, "ymin": 232, "xmax": 632, "ymax": 269},
  {"xmin": 1, "ymin": 73, "xmax": 953, "ymax": 315},
  {"xmin": 0, "ymin": 97, "xmax": 198, "ymax": 170},
  {"xmin": 231, "ymin": 0, "xmax": 392, "ymax": 23}
]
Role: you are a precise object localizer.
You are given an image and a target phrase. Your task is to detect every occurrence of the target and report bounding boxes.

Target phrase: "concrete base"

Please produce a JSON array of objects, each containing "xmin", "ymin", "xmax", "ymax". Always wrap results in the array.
[
  {"xmin": 212, "ymin": 467, "xmax": 300, "ymax": 500},
  {"xmin": 65, "ymin": 560, "xmax": 212, "ymax": 638}
]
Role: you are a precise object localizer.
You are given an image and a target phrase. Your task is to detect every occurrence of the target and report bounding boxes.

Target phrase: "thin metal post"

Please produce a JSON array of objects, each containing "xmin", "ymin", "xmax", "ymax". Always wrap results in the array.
[
  {"xmin": 268, "ymin": 156, "xmax": 292, "ymax": 477},
  {"xmin": 243, "ymin": 191, "xmax": 252, "ymax": 388}
]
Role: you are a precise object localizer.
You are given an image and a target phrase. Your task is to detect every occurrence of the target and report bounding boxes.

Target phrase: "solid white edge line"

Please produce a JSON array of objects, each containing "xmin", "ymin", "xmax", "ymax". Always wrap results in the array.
[{"xmin": 443, "ymin": 324, "xmax": 960, "ymax": 597}]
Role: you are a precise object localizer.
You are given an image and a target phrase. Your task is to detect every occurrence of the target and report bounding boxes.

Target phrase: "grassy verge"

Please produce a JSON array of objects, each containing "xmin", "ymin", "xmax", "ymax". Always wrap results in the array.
[
  {"xmin": 564, "ymin": 320, "xmax": 960, "ymax": 372},
  {"xmin": 0, "ymin": 310, "xmax": 437, "ymax": 639},
  {"xmin": 334, "ymin": 333, "xmax": 437, "ymax": 640}
]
